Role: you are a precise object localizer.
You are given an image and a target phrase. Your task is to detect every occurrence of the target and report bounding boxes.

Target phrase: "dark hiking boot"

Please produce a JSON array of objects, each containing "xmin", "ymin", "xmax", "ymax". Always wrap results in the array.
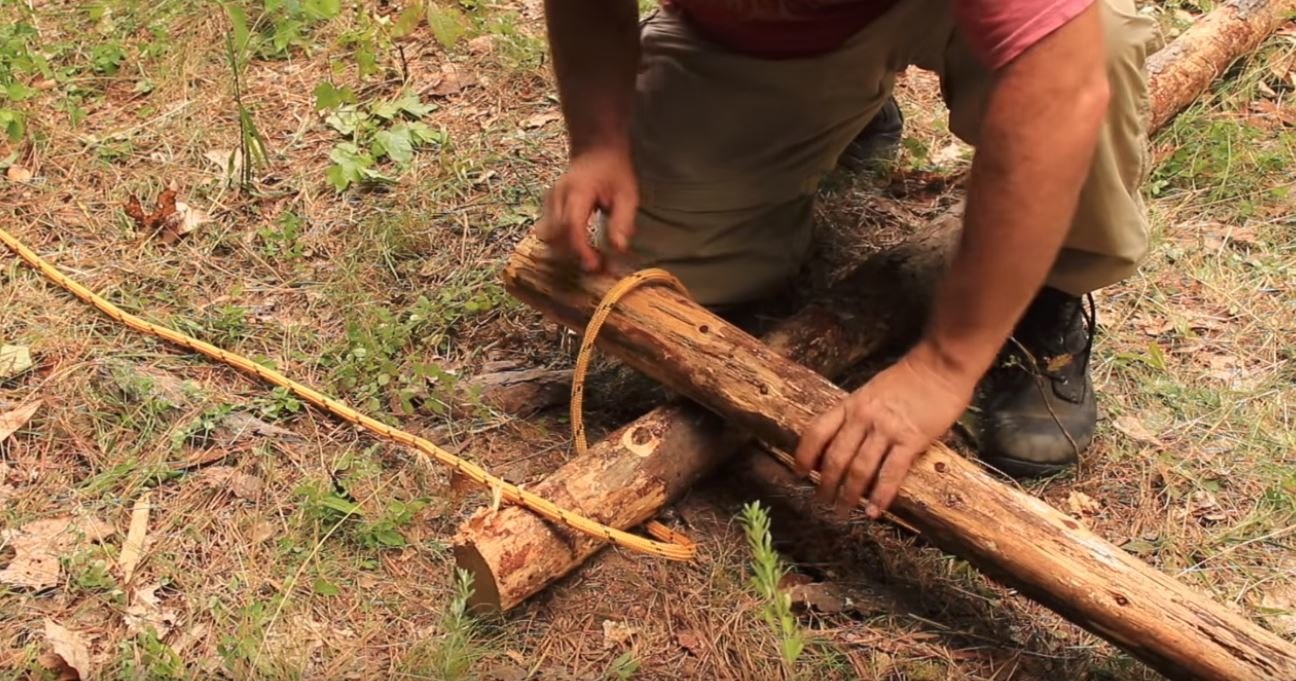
[
  {"xmin": 838, "ymin": 96, "xmax": 904, "ymax": 171},
  {"xmin": 978, "ymin": 287, "xmax": 1098, "ymax": 477}
]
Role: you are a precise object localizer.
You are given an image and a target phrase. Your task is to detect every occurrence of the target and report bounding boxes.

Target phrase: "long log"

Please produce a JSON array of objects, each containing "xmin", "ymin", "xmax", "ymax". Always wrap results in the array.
[
  {"xmin": 454, "ymin": 225, "xmax": 952, "ymax": 611},
  {"xmin": 1148, "ymin": 0, "xmax": 1296, "ymax": 131},
  {"xmin": 503, "ymin": 235, "xmax": 1296, "ymax": 680}
]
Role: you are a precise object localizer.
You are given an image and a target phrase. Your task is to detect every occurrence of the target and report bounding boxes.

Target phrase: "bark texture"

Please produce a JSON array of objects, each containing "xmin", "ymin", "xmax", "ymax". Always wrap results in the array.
[
  {"xmin": 1147, "ymin": 0, "xmax": 1296, "ymax": 131},
  {"xmin": 503, "ymin": 236, "xmax": 1296, "ymax": 681}
]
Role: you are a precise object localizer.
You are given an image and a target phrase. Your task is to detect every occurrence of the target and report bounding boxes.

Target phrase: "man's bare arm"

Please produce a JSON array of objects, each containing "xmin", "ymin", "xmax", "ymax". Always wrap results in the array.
[{"xmin": 796, "ymin": 3, "xmax": 1112, "ymax": 515}]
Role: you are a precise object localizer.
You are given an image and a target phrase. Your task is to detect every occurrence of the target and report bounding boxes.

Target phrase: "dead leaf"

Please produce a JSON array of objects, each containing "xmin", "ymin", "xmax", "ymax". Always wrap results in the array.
[
  {"xmin": 6, "ymin": 164, "xmax": 32, "ymax": 183},
  {"xmin": 42, "ymin": 620, "xmax": 91, "ymax": 681},
  {"xmin": 785, "ymin": 581, "xmax": 849, "ymax": 614},
  {"xmin": 213, "ymin": 411, "xmax": 302, "ymax": 445},
  {"xmin": 203, "ymin": 466, "xmax": 264, "ymax": 500},
  {"xmin": 601, "ymin": 619, "xmax": 638, "ymax": 649},
  {"xmin": 1260, "ymin": 583, "xmax": 1296, "ymax": 637},
  {"xmin": 120, "ymin": 492, "xmax": 152, "ymax": 584},
  {"xmin": 0, "ymin": 399, "xmax": 41, "ymax": 442},
  {"xmin": 204, "ymin": 148, "xmax": 243, "ymax": 178},
  {"xmin": 0, "ymin": 344, "xmax": 33, "ymax": 378},
  {"xmin": 429, "ymin": 63, "xmax": 475, "ymax": 96},
  {"xmin": 466, "ymin": 35, "xmax": 495, "ymax": 55},
  {"xmin": 0, "ymin": 515, "xmax": 115, "ymax": 590},
  {"xmin": 521, "ymin": 111, "xmax": 562, "ymax": 130},
  {"xmin": 125, "ymin": 189, "xmax": 177, "ymax": 233},
  {"xmin": 160, "ymin": 201, "xmax": 209, "ymax": 243},
  {"xmin": 1066, "ymin": 491, "xmax": 1101, "ymax": 519},
  {"xmin": 124, "ymin": 583, "xmax": 179, "ymax": 639},
  {"xmin": 1113, "ymin": 415, "xmax": 1163, "ymax": 446},
  {"xmin": 1045, "ymin": 353, "xmax": 1074, "ymax": 373},
  {"xmin": 676, "ymin": 629, "xmax": 704, "ymax": 656}
]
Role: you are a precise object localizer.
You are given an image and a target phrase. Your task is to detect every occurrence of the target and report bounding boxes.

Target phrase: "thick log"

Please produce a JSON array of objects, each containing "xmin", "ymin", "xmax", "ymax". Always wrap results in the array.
[
  {"xmin": 457, "ymin": 0, "xmax": 1296, "ymax": 618},
  {"xmin": 503, "ymin": 235, "xmax": 1296, "ymax": 680},
  {"xmin": 454, "ymin": 224, "xmax": 953, "ymax": 611},
  {"xmin": 1147, "ymin": 0, "xmax": 1296, "ymax": 131}
]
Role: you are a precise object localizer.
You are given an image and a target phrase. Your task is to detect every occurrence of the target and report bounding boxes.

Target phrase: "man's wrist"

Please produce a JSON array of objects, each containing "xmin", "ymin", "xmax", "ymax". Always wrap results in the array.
[{"xmin": 908, "ymin": 333, "xmax": 995, "ymax": 394}]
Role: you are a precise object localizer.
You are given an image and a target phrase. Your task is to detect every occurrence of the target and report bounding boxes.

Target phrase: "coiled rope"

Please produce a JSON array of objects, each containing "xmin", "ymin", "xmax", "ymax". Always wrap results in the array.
[{"xmin": 0, "ymin": 227, "xmax": 696, "ymax": 560}]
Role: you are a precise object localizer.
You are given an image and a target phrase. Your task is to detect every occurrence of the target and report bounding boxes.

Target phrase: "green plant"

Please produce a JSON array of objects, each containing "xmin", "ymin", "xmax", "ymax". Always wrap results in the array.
[
  {"xmin": 258, "ymin": 210, "xmax": 308, "ymax": 259},
  {"xmin": 356, "ymin": 498, "xmax": 429, "ymax": 549},
  {"xmin": 253, "ymin": 386, "xmax": 304, "ymax": 421},
  {"xmin": 114, "ymin": 628, "xmax": 186, "ymax": 680},
  {"xmin": 397, "ymin": 568, "xmax": 487, "ymax": 679},
  {"xmin": 223, "ymin": 4, "xmax": 270, "ymax": 192},
  {"xmin": 739, "ymin": 501, "xmax": 806, "ymax": 668},
  {"xmin": 172, "ymin": 404, "xmax": 235, "ymax": 451},
  {"xmin": 320, "ymin": 90, "xmax": 445, "ymax": 191},
  {"xmin": 607, "ymin": 651, "xmax": 640, "ymax": 680}
]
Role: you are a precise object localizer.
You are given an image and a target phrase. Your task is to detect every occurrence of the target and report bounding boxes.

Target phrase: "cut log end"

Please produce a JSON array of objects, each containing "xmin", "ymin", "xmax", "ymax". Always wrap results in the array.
[{"xmin": 452, "ymin": 542, "xmax": 505, "ymax": 613}]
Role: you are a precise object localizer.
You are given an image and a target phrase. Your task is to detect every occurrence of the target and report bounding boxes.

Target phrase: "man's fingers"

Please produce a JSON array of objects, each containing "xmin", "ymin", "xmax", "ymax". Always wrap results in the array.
[
  {"xmin": 866, "ymin": 445, "xmax": 922, "ymax": 518},
  {"xmin": 605, "ymin": 187, "xmax": 638, "ymax": 253},
  {"xmin": 816, "ymin": 419, "xmax": 867, "ymax": 505},
  {"xmin": 795, "ymin": 405, "xmax": 844, "ymax": 475},
  {"xmin": 561, "ymin": 188, "xmax": 601, "ymax": 271},
  {"xmin": 835, "ymin": 433, "xmax": 889, "ymax": 516}
]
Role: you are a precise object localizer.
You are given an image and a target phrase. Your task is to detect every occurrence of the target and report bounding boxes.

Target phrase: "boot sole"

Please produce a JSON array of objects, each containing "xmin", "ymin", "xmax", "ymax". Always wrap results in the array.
[{"xmin": 979, "ymin": 455, "xmax": 1075, "ymax": 479}]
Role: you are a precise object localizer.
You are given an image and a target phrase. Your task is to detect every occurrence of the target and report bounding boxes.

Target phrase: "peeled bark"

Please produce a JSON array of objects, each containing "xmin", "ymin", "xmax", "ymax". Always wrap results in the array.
[
  {"xmin": 1147, "ymin": 0, "xmax": 1296, "ymax": 131},
  {"xmin": 503, "ymin": 235, "xmax": 1296, "ymax": 681}
]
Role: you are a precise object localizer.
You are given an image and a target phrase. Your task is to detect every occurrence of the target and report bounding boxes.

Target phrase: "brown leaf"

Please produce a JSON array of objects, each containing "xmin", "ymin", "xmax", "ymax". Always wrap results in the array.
[
  {"xmin": 42, "ymin": 620, "xmax": 92, "ymax": 680},
  {"xmin": 1113, "ymin": 415, "xmax": 1163, "ymax": 446},
  {"xmin": 520, "ymin": 111, "xmax": 562, "ymax": 130},
  {"xmin": 159, "ymin": 201, "xmax": 209, "ymax": 244},
  {"xmin": 466, "ymin": 35, "xmax": 495, "ymax": 55},
  {"xmin": 0, "ymin": 516, "xmax": 115, "ymax": 590},
  {"xmin": 429, "ymin": 63, "xmax": 474, "ymax": 96},
  {"xmin": 125, "ymin": 189, "xmax": 178, "ymax": 232},
  {"xmin": 124, "ymin": 583, "xmax": 179, "ymax": 639},
  {"xmin": 6, "ymin": 164, "xmax": 32, "ymax": 183},
  {"xmin": 203, "ymin": 466, "xmax": 265, "ymax": 500},
  {"xmin": 1066, "ymin": 491, "xmax": 1101, "ymax": 519},
  {"xmin": 120, "ymin": 492, "xmax": 152, "ymax": 584},
  {"xmin": 0, "ymin": 399, "xmax": 41, "ymax": 442},
  {"xmin": 675, "ymin": 629, "xmax": 704, "ymax": 656},
  {"xmin": 785, "ymin": 581, "xmax": 849, "ymax": 614},
  {"xmin": 1260, "ymin": 583, "xmax": 1296, "ymax": 637},
  {"xmin": 1186, "ymin": 489, "xmax": 1228, "ymax": 524}
]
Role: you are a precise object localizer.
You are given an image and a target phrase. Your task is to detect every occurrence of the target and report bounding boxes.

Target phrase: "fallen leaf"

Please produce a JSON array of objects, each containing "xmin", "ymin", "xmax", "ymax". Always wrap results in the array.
[
  {"xmin": 6, "ymin": 164, "xmax": 32, "ymax": 183},
  {"xmin": 171, "ymin": 622, "xmax": 208, "ymax": 655},
  {"xmin": 521, "ymin": 111, "xmax": 563, "ymax": 130},
  {"xmin": 124, "ymin": 583, "xmax": 179, "ymax": 639},
  {"xmin": 212, "ymin": 411, "xmax": 302, "ymax": 445},
  {"xmin": 160, "ymin": 200, "xmax": 209, "ymax": 243},
  {"xmin": 1260, "ymin": 584, "xmax": 1296, "ymax": 637},
  {"xmin": 0, "ymin": 344, "xmax": 33, "ymax": 378},
  {"xmin": 1113, "ymin": 415, "xmax": 1163, "ymax": 446},
  {"xmin": 42, "ymin": 620, "xmax": 91, "ymax": 680},
  {"xmin": 0, "ymin": 399, "xmax": 41, "ymax": 442},
  {"xmin": 120, "ymin": 491, "xmax": 152, "ymax": 584},
  {"xmin": 204, "ymin": 148, "xmax": 243, "ymax": 178},
  {"xmin": 125, "ymin": 189, "xmax": 177, "ymax": 233},
  {"xmin": 428, "ymin": 63, "xmax": 474, "ymax": 96},
  {"xmin": 601, "ymin": 619, "xmax": 638, "ymax": 649},
  {"xmin": 676, "ymin": 629, "xmax": 704, "ymax": 656},
  {"xmin": 1066, "ymin": 491, "xmax": 1101, "ymax": 518},
  {"xmin": 785, "ymin": 581, "xmax": 849, "ymax": 614},
  {"xmin": 0, "ymin": 516, "xmax": 115, "ymax": 590},
  {"xmin": 466, "ymin": 35, "xmax": 495, "ymax": 55},
  {"xmin": 202, "ymin": 466, "xmax": 264, "ymax": 500}
]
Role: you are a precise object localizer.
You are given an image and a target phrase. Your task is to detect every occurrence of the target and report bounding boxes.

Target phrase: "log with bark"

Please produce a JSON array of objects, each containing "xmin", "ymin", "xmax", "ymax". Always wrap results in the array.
[
  {"xmin": 455, "ymin": 0, "xmax": 1296, "ymax": 619},
  {"xmin": 502, "ymin": 235, "xmax": 1296, "ymax": 681},
  {"xmin": 1147, "ymin": 0, "xmax": 1296, "ymax": 131},
  {"xmin": 454, "ymin": 222, "xmax": 953, "ymax": 611}
]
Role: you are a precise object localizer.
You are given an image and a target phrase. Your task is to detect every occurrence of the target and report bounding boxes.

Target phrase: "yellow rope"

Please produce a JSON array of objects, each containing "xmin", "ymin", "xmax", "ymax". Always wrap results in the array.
[{"xmin": 0, "ymin": 227, "xmax": 696, "ymax": 561}]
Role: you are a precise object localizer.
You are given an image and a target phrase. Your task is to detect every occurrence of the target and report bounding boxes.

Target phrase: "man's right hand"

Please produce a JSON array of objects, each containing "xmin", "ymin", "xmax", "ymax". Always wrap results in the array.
[{"xmin": 535, "ymin": 147, "xmax": 639, "ymax": 273}]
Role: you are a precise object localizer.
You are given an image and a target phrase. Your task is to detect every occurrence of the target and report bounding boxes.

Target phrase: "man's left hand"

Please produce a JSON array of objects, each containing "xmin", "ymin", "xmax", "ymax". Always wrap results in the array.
[{"xmin": 794, "ymin": 343, "xmax": 978, "ymax": 518}]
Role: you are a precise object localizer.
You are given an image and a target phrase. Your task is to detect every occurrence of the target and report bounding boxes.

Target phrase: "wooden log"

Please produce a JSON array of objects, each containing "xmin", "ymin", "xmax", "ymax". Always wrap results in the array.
[
  {"xmin": 454, "ymin": 225, "xmax": 953, "ymax": 611},
  {"xmin": 458, "ymin": 0, "xmax": 1296, "ymax": 617},
  {"xmin": 503, "ymin": 235, "xmax": 1296, "ymax": 680},
  {"xmin": 1147, "ymin": 0, "xmax": 1296, "ymax": 131}
]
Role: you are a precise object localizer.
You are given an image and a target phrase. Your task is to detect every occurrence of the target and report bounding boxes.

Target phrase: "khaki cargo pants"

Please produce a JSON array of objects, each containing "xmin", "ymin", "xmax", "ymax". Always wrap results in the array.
[{"xmin": 618, "ymin": 0, "xmax": 1156, "ymax": 305}]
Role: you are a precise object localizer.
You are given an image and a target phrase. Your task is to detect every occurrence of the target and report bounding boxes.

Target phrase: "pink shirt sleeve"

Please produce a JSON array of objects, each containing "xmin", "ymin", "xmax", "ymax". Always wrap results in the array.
[{"xmin": 955, "ymin": 0, "xmax": 1096, "ymax": 69}]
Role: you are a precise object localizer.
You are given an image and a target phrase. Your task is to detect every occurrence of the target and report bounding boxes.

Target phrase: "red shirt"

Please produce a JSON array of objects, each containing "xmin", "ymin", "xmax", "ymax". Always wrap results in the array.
[{"xmin": 666, "ymin": 0, "xmax": 1095, "ymax": 69}]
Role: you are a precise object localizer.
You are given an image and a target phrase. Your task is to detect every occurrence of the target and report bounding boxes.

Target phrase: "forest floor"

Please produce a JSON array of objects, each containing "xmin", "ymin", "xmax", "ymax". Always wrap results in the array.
[{"xmin": 2, "ymin": 2, "xmax": 1295, "ymax": 679}]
